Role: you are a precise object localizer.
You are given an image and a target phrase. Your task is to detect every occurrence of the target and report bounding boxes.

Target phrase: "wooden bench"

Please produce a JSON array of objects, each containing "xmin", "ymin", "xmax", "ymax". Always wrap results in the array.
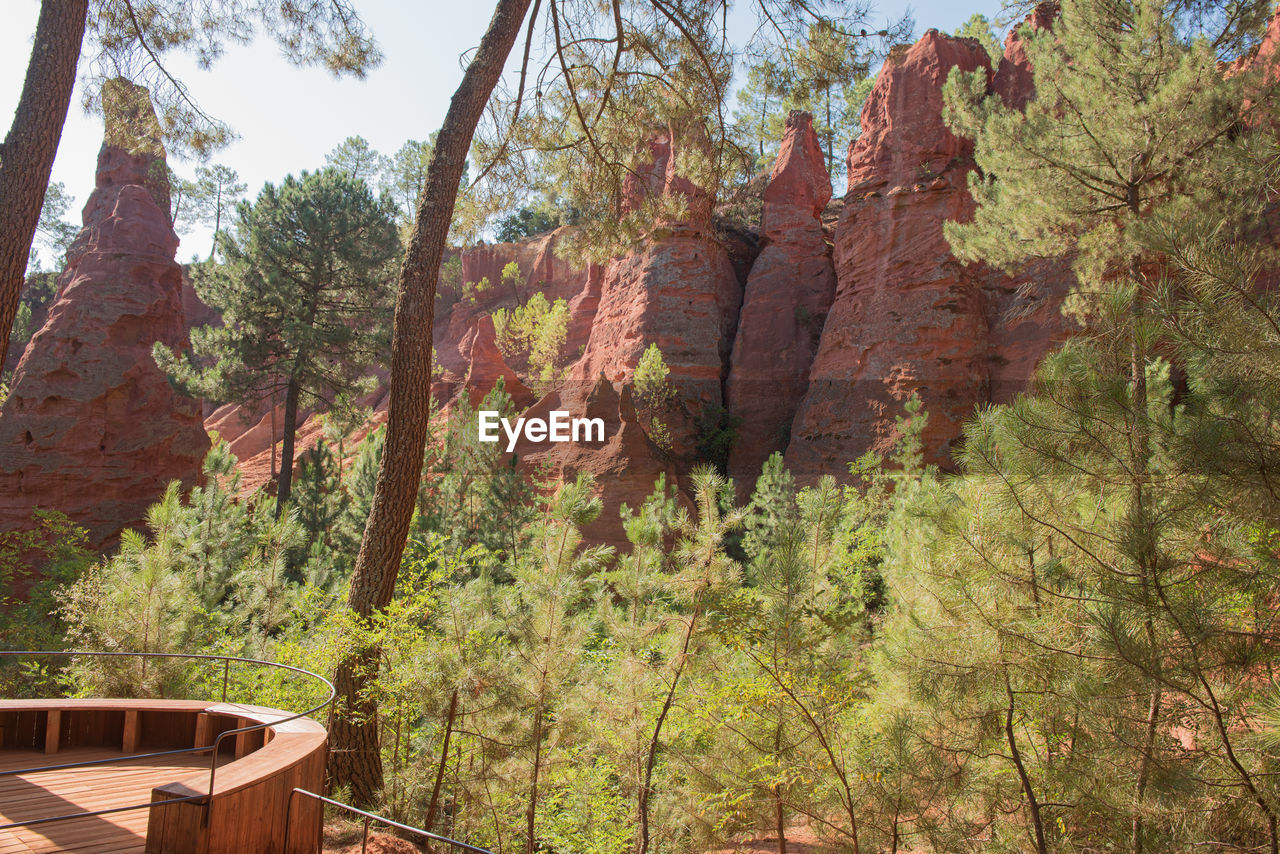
[{"xmin": 0, "ymin": 699, "xmax": 326, "ymax": 854}]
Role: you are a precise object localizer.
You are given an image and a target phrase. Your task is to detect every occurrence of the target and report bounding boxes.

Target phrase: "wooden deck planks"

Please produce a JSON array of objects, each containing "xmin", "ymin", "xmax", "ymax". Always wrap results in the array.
[
  {"xmin": 0, "ymin": 747, "xmax": 208, "ymax": 854},
  {"xmin": 0, "ymin": 701, "xmax": 327, "ymax": 854}
]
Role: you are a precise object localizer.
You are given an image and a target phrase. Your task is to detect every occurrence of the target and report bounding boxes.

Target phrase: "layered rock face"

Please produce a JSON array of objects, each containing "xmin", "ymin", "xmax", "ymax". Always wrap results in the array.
[
  {"xmin": 512, "ymin": 375, "xmax": 677, "ymax": 550},
  {"xmin": 784, "ymin": 27, "xmax": 1073, "ymax": 477},
  {"xmin": 0, "ymin": 81, "xmax": 210, "ymax": 549},
  {"xmin": 501, "ymin": 130, "xmax": 742, "ymax": 544},
  {"xmin": 437, "ymin": 230, "xmax": 602, "ymax": 377},
  {"xmin": 203, "ymin": 24, "xmax": 1076, "ymax": 528},
  {"xmin": 726, "ymin": 111, "xmax": 836, "ymax": 490},
  {"xmin": 569, "ymin": 128, "xmax": 743, "ymax": 457},
  {"xmin": 465, "ymin": 315, "xmax": 535, "ymax": 410},
  {"xmin": 203, "ymin": 19, "xmax": 1080, "ymax": 538},
  {"xmin": 991, "ymin": 2, "xmax": 1056, "ymax": 108}
]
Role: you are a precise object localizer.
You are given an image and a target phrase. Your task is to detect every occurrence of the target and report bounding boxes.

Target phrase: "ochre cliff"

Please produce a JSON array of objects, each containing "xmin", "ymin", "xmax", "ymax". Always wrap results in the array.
[
  {"xmin": 13, "ymin": 9, "xmax": 1280, "ymax": 554},
  {"xmin": 0, "ymin": 81, "xmax": 209, "ymax": 549},
  {"xmin": 725, "ymin": 111, "xmax": 836, "ymax": 490},
  {"xmin": 567, "ymin": 128, "xmax": 743, "ymax": 460},
  {"xmin": 784, "ymin": 24, "xmax": 1074, "ymax": 478},
  {"xmin": 206, "ymin": 23, "xmax": 1079, "ymax": 541}
]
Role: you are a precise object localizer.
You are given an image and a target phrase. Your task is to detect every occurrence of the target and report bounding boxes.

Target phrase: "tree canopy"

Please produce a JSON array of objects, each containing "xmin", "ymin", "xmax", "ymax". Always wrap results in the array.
[{"xmin": 155, "ymin": 166, "xmax": 401, "ymax": 508}]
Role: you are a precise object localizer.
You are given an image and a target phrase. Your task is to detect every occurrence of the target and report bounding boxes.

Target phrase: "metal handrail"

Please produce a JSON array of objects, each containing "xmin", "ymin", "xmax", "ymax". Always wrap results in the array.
[
  {"xmin": 0, "ymin": 794, "xmax": 209, "ymax": 832},
  {"xmin": 0, "ymin": 650, "xmax": 335, "ymax": 832},
  {"xmin": 285, "ymin": 788, "xmax": 495, "ymax": 854},
  {"xmin": 0, "ymin": 744, "xmax": 216, "ymax": 777}
]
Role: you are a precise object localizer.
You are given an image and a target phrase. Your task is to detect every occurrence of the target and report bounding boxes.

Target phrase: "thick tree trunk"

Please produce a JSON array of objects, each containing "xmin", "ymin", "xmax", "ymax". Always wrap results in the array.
[
  {"xmin": 0, "ymin": 0, "xmax": 89, "ymax": 372},
  {"xmin": 276, "ymin": 376, "xmax": 300, "ymax": 511},
  {"xmin": 328, "ymin": 0, "xmax": 533, "ymax": 806}
]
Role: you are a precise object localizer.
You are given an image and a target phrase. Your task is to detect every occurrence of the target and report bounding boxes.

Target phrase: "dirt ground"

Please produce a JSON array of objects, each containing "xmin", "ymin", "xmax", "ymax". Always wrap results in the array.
[
  {"xmin": 706, "ymin": 824, "xmax": 836, "ymax": 854},
  {"xmin": 321, "ymin": 821, "xmax": 840, "ymax": 854},
  {"xmin": 323, "ymin": 820, "xmax": 427, "ymax": 853}
]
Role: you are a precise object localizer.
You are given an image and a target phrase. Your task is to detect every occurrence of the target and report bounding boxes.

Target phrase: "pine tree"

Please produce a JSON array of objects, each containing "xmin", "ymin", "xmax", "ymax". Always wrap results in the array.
[
  {"xmin": 636, "ymin": 467, "xmax": 743, "ymax": 854},
  {"xmin": 505, "ymin": 474, "xmax": 612, "ymax": 854},
  {"xmin": 952, "ymin": 13, "xmax": 1001, "ymax": 63},
  {"xmin": 334, "ymin": 426, "xmax": 385, "ymax": 559},
  {"xmin": 335, "ymin": 0, "xmax": 928, "ymax": 803},
  {"xmin": 293, "ymin": 440, "xmax": 343, "ymax": 556},
  {"xmin": 194, "ymin": 164, "xmax": 247, "ymax": 260},
  {"xmin": 380, "ymin": 137, "xmax": 449, "ymax": 227},
  {"xmin": 939, "ymin": 2, "xmax": 1280, "ymax": 849},
  {"xmin": 155, "ymin": 167, "xmax": 401, "ymax": 509},
  {"xmin": 597, "ymin": 477, "xmax": 681, "ymax": 851},
  {"xmin": 415, "ymin": 381, "xmax": 536, "ymax": 560},
  {"xmin": 733, "ymin": 51, "xmax": 790, "ymax": 171},
  {"xmin": 326, "ymin": 135, "xmax": 383, "ymax": 185}
]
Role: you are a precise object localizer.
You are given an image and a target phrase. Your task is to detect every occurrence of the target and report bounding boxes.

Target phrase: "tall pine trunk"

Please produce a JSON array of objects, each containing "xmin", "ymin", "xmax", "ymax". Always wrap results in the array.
[
  {"xmin": 276, "ymin": 376, "xmax": 300, "ymax": 511},
  {"xmin": 773, "ymin": 720, "xmax": 787, "ymax": 854},
  {"xmin": 0, "ymin": 0, "xmax": 88, "ymax": 371},
  {"xmin": 526, "ymin": 705, "xmax": 546, "ymax": 854},
  {"xmin": 328, "ymin": 0, "xmax": 533, "ymax": 805},
  {"xmin": 208, "ymin": 188, "xmax": 223, "ymax": 261},
  {"xmin": 1125, "ymin": 233, "xmax": 1161, "ymax": 854},
  {"xmin": 1005, "ymin": 676, "xmax": 1048, "ymax": 854}
]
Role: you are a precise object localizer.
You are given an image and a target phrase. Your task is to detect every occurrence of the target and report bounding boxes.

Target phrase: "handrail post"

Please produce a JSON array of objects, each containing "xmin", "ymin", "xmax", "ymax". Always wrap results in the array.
[
  {"xmin": 315, "ymin": 784, "xmax": 324, "ymax": 854},
  {"xmin": 361, "ymin": 815, "xmax": 370, "ymax": 854},
  {"xmin": 221, "ymin": 657, "xmax": 230, "ymax": 703},
  {"xmin": 284, "ymin": 787, "xmax": 297, "ymax": 854}
]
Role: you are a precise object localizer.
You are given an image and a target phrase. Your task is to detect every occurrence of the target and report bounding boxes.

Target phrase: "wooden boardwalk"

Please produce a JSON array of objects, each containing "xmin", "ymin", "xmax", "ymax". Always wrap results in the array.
[{"xmin": 0, "ymin": 746, "xmax": 209, "ymax": 853}]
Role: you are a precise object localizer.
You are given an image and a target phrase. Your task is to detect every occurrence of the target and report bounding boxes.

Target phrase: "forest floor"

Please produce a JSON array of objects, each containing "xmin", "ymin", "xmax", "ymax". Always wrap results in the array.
[
  {"xmin": 323, "ymin": 820, "xmax": 422, "ymax": 853},
  {"xmin": 321, "ymin": 821, "xmax": 840, "ymax": 854},
  {"xmin": 706, "ymin": 824, "xmax": 834, "ymax": 854}
]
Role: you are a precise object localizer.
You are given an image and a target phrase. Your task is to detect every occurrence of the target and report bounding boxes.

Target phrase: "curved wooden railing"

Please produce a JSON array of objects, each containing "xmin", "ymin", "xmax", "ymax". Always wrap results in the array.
[
  {"xmin": 0, "ymin": 652, "xmax": 333, "ymax": 853},
  {"xmin": 145, "ymin": 701, "xmax": 327, "ymax": 853}
]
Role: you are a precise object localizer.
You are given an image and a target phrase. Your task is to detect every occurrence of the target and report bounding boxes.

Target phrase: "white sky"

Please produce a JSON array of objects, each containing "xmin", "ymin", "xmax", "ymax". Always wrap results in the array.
[{"xmin": 2, "ymin": 0, "xmax": 1002, "ymax": 263}]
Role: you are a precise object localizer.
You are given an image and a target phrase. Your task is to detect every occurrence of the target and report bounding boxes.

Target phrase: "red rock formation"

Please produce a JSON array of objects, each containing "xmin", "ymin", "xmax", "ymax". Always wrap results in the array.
[
  {"xmin": 726, "ymin": 111, "xmax": 836, "ymax": 490},
  {"xmin": 436, "ymin": 229, "xmax": 599, "ymax": 376},
  {"xmin": 991, "ymin": 2, "xmax": 1056, "ymax": 108},
  {"xmin": 513, "ymin": 376, "xmax": 676, "ymax": 550},
  {"xmin": 1227, "ymin": 4, "xmax": 1280, "ymax": 82},
  {"xmin": 785, "ymin": 30, "xmax": 1074, "ymax": 478},
  {"xmin": 622, "ymin": 134, "xmax": 672, "ymax": 215},
  {"xmin": 180, "ymin": 269, "xmax": 221, "ymax": 334},
  {"xmin": 564, "ymin": 263, "xmax": 605, "ymax": 362},
  {"xmin": 0, "ymin": 80, "xmax": 210, "ymax": 549},
  {"xmin": 842, "ymin": 32, "xmax": 987, "ymax": 195},
  {"xmin": 465, "ymin": 315, "xmax": 535, "ymax": 409},
  {"xmin": 977, "ymin": 5, "xmax": 1076, "ymax": 409},
  {"xmin": 570, "ymin": 131, "xmax": 742, "ymax": 459},
  {"xmin": 1257, "ymin": 5, "xmax": 1280, "ymax": 80}
]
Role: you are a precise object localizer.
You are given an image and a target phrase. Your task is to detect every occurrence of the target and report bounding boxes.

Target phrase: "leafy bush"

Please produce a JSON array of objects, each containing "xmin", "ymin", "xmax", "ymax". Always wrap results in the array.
[
  {"xmin": 492, "ymin": 292, "xmax": 570, "ymax": 391},
  {"xmin": 632, "ymin": 343, "xmax": 677, "ymax": 452}
]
